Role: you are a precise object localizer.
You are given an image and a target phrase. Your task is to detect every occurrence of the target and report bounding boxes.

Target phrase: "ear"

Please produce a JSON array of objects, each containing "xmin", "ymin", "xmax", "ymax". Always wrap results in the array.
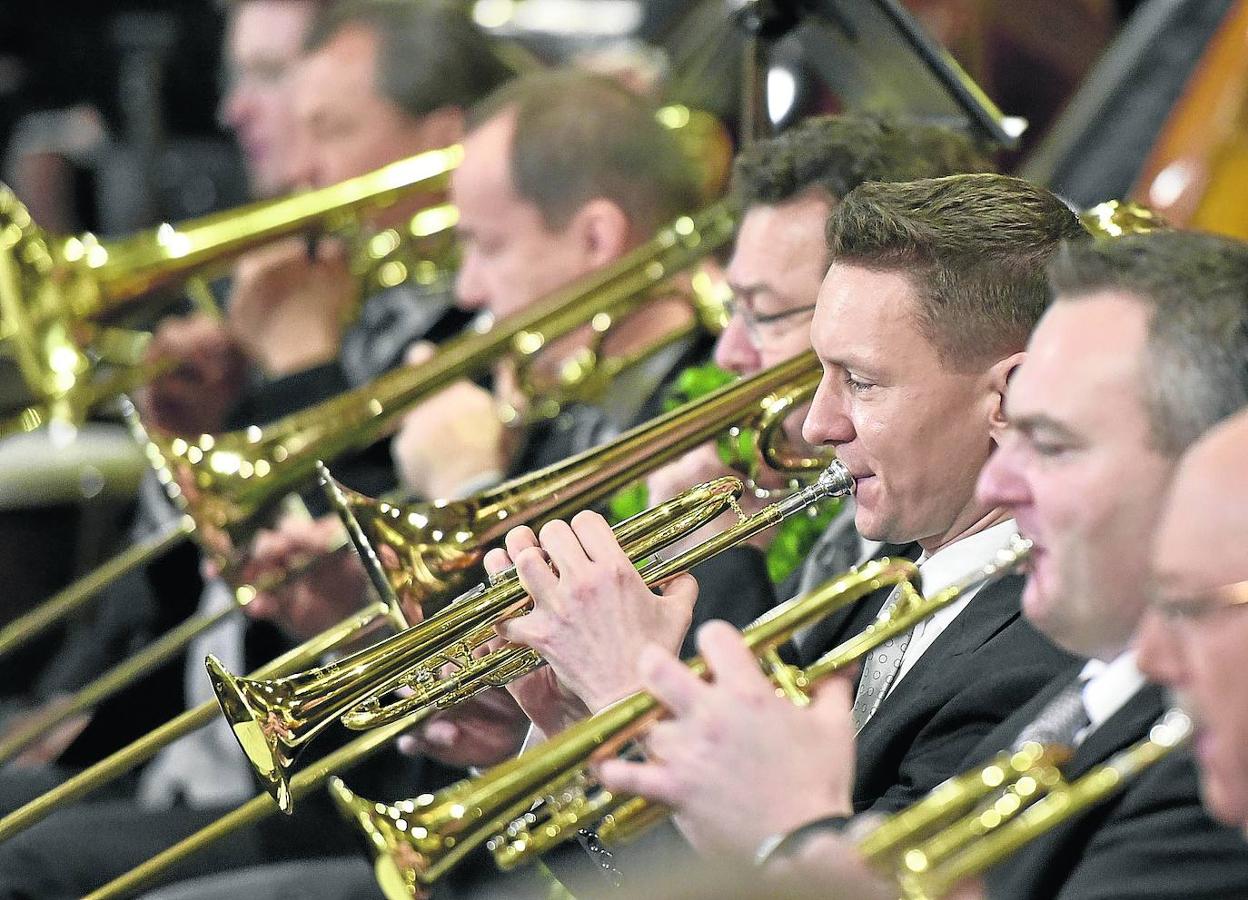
[
  {"xmin": 985, "ymin": 350, "xmax": 1024, "ymax": 441},
  {"xmin": 567, "ymin": 198, "xmax": 632, "ymax": 268},
  {"xmin": 413, "ymin": 105, "xmax": 467, "ymax": 150}
]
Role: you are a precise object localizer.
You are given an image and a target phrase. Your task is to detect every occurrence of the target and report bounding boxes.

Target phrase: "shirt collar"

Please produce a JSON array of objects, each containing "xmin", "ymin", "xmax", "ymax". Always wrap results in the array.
[
  {"xmin": 1079, "ymin": 650, "xmax": 1147, "ymax": 732},
  {"xmin": 917, "ymin": 518, "xmax": 1019, "ymax": 595}
]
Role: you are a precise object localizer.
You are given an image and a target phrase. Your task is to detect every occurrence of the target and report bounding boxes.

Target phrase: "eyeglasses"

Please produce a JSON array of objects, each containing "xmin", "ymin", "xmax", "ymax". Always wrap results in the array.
[
  {"xmin": 1152, "ymin": 579, "xmax": 1248, "ymax": 626},
  {"xmin": 723, "ymin": 297, "xmax": 817, "ymax": 343}
]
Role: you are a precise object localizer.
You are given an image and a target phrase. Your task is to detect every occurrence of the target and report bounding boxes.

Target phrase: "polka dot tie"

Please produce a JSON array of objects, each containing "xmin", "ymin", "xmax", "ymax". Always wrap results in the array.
[
  {"xmin": 1011, "ymin": 679, "xmax": 1091, "ymax": 751},
  {"xmin": 850, "ymin": 584, "xmax": 913, "ymax": 732}
]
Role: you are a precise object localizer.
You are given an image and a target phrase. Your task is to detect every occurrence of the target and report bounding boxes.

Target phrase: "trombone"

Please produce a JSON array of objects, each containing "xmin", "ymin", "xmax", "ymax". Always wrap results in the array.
[
  {"xmin": 0, "ymin": 146, "xmax": 461, "ymax": 436},
  {"xmin": 0, "ymin": 199, "xmax": 737, "ymax": 667},
  {"xmin": 206, "ymin": 350, "xmax": 832, "ymax": 811},
  {"xmin": 326, "ymin": 536, "xmax": 1030, "ymax": 897},
  {"xmin": 0, "ymin": 349, "xmax": 827, "ymax": 841}
]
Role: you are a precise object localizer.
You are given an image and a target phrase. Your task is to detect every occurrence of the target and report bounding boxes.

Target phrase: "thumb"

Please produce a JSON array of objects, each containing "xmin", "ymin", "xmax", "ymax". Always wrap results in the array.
[{"xmin": 658, "ymin": 573, "xmax": 699, "ymax": 611}]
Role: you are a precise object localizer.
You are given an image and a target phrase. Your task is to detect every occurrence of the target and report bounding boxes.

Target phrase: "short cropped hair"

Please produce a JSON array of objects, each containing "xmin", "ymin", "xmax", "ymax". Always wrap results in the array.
[
  {"xmin": 467, "ymin": 71, "xmax": 701, "ymax": 234},
  {"xmin": 1048, "ymin": 231, "xmax": 1248, "ymax": 456},
  {"xmin": 731, "ymin": 113, "xmax": 996, "ymax": 207},
  {"xmin": 304, "ymin": 0, "xmax": 512, "ymax": 119},
  {"xmin": 826, "ymin": 173, "xmax": 1089, "ymax": 370}
]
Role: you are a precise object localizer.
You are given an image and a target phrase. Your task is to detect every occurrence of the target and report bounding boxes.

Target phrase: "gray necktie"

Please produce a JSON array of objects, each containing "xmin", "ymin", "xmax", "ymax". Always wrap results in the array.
[
  {"xmin": 850, "ymin": 583, "xmax": 914, "ymax": 731},
  {"xmin": 1012, "ymin": 679, "xmax": 1091, "ymax": 750}
]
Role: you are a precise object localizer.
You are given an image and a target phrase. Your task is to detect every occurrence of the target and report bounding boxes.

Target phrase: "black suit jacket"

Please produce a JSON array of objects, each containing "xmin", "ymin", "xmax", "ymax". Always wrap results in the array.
[
  {"xmin": 971, "ymin": 673, "xmax": 1248, "ymax": 900},
  {"xmin": 789, "ymin": 545, "xmax": 1077, "ymax": 815}
]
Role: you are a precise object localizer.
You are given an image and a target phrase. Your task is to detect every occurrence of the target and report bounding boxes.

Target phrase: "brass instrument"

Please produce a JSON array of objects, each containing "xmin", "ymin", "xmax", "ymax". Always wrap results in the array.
[
  {"xmin": 0, "ymin": 199, "xmax": 737, "ymax": 668},
  {"xmin": 331, "ymin": 348, "xmax": 821, "ymax": 618},
  {"xmin": 858, "ymin": 708, "xmax": 1193, "ymax": 899},
  {"xmin": 206, "ymin": 367, "xmax": 841, "ymax": 810},
  {"xmin": 328, "ymin": 536, "xmax": 1030, "ymax": 898},
  {"xmin": 2, "ymin": 347, "xmax": 817, "ymax": 771},
  {"xmin": 0, "ymin": 146, "xmax": 461, "ymax": 436}
]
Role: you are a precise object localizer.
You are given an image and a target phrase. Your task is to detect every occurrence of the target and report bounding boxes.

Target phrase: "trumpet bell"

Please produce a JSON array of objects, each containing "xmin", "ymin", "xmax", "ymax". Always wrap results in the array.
[
  {"xmin": 205, "ymin": 654, "xmax": 299, "ymax": 813},
  {"xmin": 326, "ymin": 479, "xmax": 491, "ymax": 619}
]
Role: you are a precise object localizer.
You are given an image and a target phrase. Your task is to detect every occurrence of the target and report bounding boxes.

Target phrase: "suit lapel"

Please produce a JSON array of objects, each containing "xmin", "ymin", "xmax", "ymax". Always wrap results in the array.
[
  {"xmin": 793, "ymin": 542, "xmax": 921, "ymax": 667},
  {"xmin": 1064, "ymin": 682, "xmax": 1168, "ymax": 780},
  {"xmin": 858, "ymin": 574, "xmax": 1026, "ymax": 726}
]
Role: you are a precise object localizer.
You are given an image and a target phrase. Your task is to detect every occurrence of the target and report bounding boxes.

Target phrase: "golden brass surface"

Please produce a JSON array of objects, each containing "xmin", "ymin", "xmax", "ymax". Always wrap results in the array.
[
  {"xmin": 335, "ymin": 349, "xmax": 820, "ymax": 622},
  {"xmin": 209, "ymin": 474, "xmax": 748, "ymax": 814},
  {"xmin": 0, "ymin": 601, "xmax": 401, "ymax": 843},
  {"xmin": 861, "ymin": 708, "xmax": 1192, "ymax": 899},
  {"xmin": 0, "ymin": 146, "xmax": 461, "ymax": 434},
  {"xmin": 0, "ymin": 199, "xmax": 735, "ymax": 671}
]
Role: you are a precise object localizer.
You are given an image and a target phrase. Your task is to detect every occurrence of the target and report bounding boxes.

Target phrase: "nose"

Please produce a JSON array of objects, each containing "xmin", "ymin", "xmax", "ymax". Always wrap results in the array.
[
  {"xmin": 976, "ymin": 436, "xmax": 1030, "ymax": 512},
  {"xmin": 454, "ymin": 248, "xmax": 488, "ymax": 311},
  {"xmin": 801, "ymin": 371, "xmax": 854, "ymax": 447},
  {"xmin": 1136, "ymin": 606, "xmax": 1186, "ymax": 689},
  {"xmin": 713, "ymin": 315, "xmax": 760, "ymax": 376},
  {"xmin": 713, "ymin": 314, "xmax": 758, "ymax": 374},
  {"xmin": 219, "ymin": 81, "xmax": 251, "ymax": 133}
]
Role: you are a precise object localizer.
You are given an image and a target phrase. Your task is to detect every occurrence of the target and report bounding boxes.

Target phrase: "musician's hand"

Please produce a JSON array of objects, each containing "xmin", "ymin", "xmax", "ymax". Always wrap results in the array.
[
  {"xmin": 1, "ymin": 696, "xmax": 92, "ymax": 769},
  {"xmin": 397, "ymin": 684, "xmax": 531, "ymax": 768},
  {"xmin": 137, "ymin": 313, "xmax": 248, "ymax": 435},
  {"xmin": 762, "ymin": 830, "xmax": 897, "ymax": 900},
  {"xmin": 239, "ymin": 513, "xmax": 369, "ymax": 640},
  {"xmin": 595, "ymin": 620, "xmax": 856, "ymax": 860},
  {"xmin": 495, "ymin": 512, "xmax": 698, "ymax": 715},
  {"xmin": 227, "ymin": 237, "xmax": 358, "ymax": 376},
  {"xmin": 393, "ymin": 343, "xmax": 511, "ymax": 499}
]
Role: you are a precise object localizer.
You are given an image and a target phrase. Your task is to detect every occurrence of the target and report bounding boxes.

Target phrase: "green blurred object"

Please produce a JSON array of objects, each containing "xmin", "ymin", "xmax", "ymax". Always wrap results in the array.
[{"xmin": 607, "ymin": 362, "xmax": 837, "ymax": 584}]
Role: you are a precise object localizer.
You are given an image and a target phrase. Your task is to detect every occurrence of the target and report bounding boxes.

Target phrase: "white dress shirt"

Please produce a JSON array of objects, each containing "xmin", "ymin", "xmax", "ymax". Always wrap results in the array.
[
  {"xmin": 1074, "ymin": 650, "xmax": 1147, "ymax": 746},
  {"xmin": 886, "ymin": 518, "xmax": 1020, "ymax": 697}
]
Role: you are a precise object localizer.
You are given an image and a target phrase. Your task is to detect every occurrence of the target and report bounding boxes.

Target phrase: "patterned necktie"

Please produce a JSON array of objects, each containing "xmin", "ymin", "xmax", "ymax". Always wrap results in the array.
[
  {"xmin": 1012, "ymin": 678, "xmax": 1091, "ymax": 750},
  {"xmin": 850, "ymin": 583, "xmax": 913, "ymax": 732}
]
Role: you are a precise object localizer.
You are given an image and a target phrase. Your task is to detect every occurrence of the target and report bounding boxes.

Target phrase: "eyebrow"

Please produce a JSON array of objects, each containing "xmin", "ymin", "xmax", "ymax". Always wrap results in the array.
[{"xmin": 1005, "ymin": 411, "xmax": 1082, "ymax": 442}]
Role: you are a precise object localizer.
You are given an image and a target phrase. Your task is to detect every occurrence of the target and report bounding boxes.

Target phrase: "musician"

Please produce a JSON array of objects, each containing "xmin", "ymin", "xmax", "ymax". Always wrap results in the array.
[
  {"xmin": 240, "ymin": 72, "xmax": 712, "ymax": 640},
  {"xmin": 644, "ymin": 114, "xmax": 994, "ymax": 572},
  {"xmin": 1138, "ymin": 409, "xmax": 1248, "ymax": 838},
  {"xmin": 143, "ymin": 0, "xmax": 509, "ymax": 437},
  {"xmin": 597, "ymin": 231, "xmax": 1248, "ymax": 899},
  {"xmin": 488, "ymin": 173, "xmax": 1082, "ymax": 888}
]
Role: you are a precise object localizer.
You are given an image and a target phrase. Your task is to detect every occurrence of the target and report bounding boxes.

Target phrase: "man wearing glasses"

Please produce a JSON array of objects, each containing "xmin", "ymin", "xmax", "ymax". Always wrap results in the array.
[{"xmin": 1139, "ymin": 408, "xmax": 1248, "ymax": 839}]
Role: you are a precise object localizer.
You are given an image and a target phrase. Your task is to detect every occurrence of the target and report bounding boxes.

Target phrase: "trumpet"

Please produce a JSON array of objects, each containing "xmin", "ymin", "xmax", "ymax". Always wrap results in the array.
[
  {"xmin": 201, "ymin": 347, "xmax": 824, "ymax": 807},
  {"xmin": 0, "ymin": 147, "xmax": 461, "ymax": 436},
  {"xmin": 211, "ymin": 457, "xmax": 852, "ymax": 813},
  {"xmin": 857, "ymin": 708, "xmax": 1192, "ymax": 899},
  {"xmin": 327, "ymin": 536, "xmax": 1030, "ymax": 897}
]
